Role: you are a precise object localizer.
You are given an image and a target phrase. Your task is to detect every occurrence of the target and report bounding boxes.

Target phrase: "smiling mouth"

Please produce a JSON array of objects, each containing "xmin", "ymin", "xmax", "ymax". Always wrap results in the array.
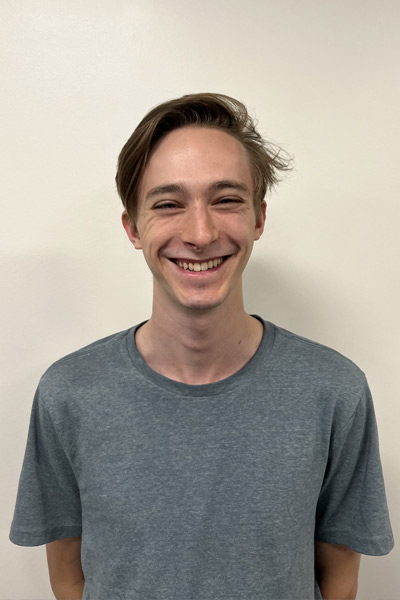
[{"xmin": 171, "ymin": 256, "xmax": 228, "ymax": 272}]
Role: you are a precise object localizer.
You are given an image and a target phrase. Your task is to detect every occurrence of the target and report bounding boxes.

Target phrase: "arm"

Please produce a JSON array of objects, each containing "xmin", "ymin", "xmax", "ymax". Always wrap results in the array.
[
  {"xmin": 315, "ymin": 542, "xmax": 361, "ymax": 600},
  {"xmin": 46, "ymin": 537, "xmax": 85, "ymax": 600}
]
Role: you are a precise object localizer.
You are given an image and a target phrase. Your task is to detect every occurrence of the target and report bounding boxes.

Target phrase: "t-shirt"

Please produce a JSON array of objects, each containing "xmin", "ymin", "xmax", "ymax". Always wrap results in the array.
[{"xmin": 10, "ymin": 317, "xmax": 394, "ymax": 599}]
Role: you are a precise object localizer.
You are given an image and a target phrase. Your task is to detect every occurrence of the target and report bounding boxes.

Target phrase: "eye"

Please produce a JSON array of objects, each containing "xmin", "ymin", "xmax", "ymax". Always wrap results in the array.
[
  {"xmin": 153, "ymin": 201, "xmax": 179, "ymax": 210},
  {"xmin": 215, "ymin": 197, "xmax": 242, "ymax": 205}
]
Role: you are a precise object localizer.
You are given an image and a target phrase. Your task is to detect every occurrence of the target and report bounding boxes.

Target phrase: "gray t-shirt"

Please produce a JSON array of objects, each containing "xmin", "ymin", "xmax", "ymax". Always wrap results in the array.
[{"xmin": 10, "ymin": 318, "xmax": 394, "ymax": 599}]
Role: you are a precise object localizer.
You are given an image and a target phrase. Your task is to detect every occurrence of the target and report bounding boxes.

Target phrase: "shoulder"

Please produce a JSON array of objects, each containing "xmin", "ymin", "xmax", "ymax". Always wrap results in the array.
[
  {"xmin": 37, "ymin": 327, "xmax": 136, "ymax": 408},
  {"xmin": 269, "ymin": 322, "xmax": 366, "ymax": 386},
  {"xmin": 263, "ymin": 321, "xmax": 369, "ymax": 427}
]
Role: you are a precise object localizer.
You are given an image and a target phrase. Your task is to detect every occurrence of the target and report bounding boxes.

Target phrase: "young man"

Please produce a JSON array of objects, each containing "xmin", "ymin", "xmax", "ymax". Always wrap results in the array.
[{"xmin": 10, "ymin": 93, "xmax": 393, "ymax": 599}]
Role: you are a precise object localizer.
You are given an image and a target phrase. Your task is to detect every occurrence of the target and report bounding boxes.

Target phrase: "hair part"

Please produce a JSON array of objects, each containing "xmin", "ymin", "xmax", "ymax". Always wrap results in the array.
[{"xmin": 116, "ymin": 93, "xmax": 292, "ymax": 223}]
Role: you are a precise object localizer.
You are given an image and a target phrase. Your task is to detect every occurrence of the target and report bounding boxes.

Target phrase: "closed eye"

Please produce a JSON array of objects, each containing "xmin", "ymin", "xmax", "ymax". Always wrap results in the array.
[
  {"xmin": 215, "ymin": 197, "xmax": 243, "ymax": 205},
  {"xmin": 153, "ymin": 201, "xmax": 180, "ymax": 210}
]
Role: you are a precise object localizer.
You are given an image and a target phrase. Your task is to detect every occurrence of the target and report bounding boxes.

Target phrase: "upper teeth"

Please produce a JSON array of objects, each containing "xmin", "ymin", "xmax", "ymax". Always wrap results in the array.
[{"xmin": 176, "ymin": 258, "xmax": 223, "ymax": 271}]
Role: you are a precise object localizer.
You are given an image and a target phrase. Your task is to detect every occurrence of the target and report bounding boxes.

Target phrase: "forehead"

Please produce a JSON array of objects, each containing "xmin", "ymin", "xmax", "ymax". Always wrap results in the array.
[{"xmin": 139, "ymin": 126, "xmax": 253, "ymax": 196}]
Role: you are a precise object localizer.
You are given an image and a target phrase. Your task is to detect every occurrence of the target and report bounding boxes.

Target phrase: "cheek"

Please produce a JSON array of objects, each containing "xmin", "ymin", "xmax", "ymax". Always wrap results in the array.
[
  {"xmin": 138, "ymin": 221, "xmax": 175, "ymax": 254},
  {"xmin": 223, "ymin": 215, "xmax": 257, "ymax": 241}
]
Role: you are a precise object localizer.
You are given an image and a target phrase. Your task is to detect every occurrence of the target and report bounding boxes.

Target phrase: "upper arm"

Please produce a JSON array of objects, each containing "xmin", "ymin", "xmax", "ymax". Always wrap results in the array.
[
  {"xmin": 46, "ymin": 537, "xmax": 84, "ymax": 600},
  {"xmin": 315, "ymin": 542, "xmax": 361, "ymax": 599}
]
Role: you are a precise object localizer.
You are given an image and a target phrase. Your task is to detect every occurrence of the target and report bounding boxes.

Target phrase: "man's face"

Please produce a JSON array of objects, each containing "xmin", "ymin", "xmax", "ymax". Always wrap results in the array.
[{"xmin": 122, "ymin": 126, "xmax": 266, "ymax": 314}]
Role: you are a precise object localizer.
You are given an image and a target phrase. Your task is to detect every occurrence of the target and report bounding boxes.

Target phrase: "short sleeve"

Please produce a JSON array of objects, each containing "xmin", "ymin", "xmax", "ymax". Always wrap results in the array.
[
  {"xmin": 10, "ymin": 386, "xmax": 82, "ymax": 546},
  {"xmin": 315, "ymin": 381, "xmax": 394, "ymax": 555}
]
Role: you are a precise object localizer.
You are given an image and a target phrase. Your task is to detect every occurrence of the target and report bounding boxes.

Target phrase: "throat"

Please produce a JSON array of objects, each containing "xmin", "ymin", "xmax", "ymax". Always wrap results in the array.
[{"xmin": 136, "ymin": 313, "xmax": 263, "ymax": 385}]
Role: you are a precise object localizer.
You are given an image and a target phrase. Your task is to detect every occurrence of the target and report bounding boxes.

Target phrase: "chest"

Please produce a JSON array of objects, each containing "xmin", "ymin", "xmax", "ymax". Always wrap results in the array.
[{"xmin": 69, "ymin": 389, "xmax": 328, "ymax": 533}]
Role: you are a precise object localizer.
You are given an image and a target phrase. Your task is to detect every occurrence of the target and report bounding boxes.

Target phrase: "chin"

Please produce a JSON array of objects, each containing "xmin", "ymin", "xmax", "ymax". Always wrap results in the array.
[{"xmin": 175, "ymin": 294, "xmax": 228, "ymax": 312}]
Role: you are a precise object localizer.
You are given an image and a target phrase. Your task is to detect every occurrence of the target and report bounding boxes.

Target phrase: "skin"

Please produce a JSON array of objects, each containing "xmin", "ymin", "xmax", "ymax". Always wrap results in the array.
[
  {"xmin": 46, "ymin": 126, "xmax": 361, "ymax": 598},
  {"xmin": 315, "ymin": 541, "xmax": 361, "ymax": 599},
  {"xmin": 46, "ymin": 538, "xmax": 84, "ymax": 599}
]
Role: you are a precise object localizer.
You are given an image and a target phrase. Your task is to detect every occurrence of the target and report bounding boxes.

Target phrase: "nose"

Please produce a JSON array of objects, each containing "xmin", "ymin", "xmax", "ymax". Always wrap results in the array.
[{"xmin": 181, "ymin": 204, "xmax": 218, "ymax": 250}]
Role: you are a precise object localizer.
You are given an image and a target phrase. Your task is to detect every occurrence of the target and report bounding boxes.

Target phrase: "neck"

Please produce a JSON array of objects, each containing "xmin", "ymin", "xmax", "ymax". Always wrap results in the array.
[{"xmin": 135, "ymin": 292, "xmax": 263, "ymax": 385}]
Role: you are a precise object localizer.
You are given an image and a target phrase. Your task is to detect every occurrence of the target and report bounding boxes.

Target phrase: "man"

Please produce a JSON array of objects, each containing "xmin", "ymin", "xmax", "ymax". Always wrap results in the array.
[{"xmin": 10, "ymin": 93, "xmax": 393, "ymax": 599}]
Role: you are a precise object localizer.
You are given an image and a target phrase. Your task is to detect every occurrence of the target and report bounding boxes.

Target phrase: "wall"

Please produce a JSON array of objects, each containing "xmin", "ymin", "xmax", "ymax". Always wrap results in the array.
[{"xmin": 1, "ymin": 0, "xmax": 399, "ymax": 597}]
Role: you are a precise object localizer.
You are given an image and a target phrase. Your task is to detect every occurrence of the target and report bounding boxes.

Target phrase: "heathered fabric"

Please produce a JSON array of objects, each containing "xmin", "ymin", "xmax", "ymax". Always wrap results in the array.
[{"xmin": 10, "ymin": 317, "xmax": 394, "ymax": 599}]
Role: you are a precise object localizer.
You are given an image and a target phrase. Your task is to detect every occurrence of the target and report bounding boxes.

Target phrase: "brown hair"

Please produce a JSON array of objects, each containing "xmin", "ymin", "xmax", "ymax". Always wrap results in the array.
[{"xmin": 116, "ymin": 92, "xmax": 291, "ymax": 222}]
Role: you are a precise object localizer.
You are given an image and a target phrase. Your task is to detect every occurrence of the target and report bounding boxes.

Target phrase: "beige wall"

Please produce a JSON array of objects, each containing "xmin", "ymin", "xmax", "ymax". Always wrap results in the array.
[{"xmin": 1, "ymin": 1, "xmax": 399, "ymax": 597}]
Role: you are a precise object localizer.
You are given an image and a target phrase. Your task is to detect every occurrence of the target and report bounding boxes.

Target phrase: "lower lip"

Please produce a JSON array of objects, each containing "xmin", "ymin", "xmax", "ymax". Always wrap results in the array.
[{"xmin": 170, "ymin": 257, "xmax": 229, "ymax": 275}]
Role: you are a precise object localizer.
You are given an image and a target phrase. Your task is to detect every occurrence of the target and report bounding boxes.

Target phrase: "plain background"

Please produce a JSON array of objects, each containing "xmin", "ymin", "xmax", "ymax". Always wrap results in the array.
[{"xmin": 1, "ymin": 1, "xmax": 399, "ymax": 598}]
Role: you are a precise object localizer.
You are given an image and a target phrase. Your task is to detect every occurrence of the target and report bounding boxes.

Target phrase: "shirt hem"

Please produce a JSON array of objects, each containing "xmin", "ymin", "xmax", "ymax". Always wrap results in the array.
[
  {"xmin": 315, "ymin": 531, "xmax": 394, "ymax": 556},
  {"xmin": 9, "ymin": 524, "xmax": 82, "ymax": 547}
]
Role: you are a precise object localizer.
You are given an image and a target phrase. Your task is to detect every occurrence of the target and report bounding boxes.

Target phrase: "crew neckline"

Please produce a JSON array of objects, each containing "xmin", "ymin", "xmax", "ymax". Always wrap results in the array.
[{"xmin": 125, "ymin": 315, "xmax": 276, "ymax": 397}]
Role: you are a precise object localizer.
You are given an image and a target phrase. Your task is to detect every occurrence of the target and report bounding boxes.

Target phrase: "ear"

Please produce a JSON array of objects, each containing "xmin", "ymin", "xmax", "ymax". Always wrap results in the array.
[
  {"xmin": 121, "ymin": 211, "xmax": 142, "ymax": 249},
  {"xmin": 254, "ymin": 201, "xmax": 266, "ymax": 241}
]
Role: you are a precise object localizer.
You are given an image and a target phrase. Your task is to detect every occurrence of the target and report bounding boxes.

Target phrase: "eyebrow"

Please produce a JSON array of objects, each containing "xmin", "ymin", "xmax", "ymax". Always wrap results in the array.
[
  {"xmin": 145, "ymin": 180, "xmax": 251, "ymax": 201},
  {"xmin": 210, "ymin": 180, "xmax": 251, "ymax": 195}
]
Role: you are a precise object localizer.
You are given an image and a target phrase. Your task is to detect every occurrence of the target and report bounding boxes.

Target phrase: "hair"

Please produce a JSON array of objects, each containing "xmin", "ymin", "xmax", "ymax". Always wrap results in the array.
[{"xmin": 116, "ymin": 92, "xmax": 291, "ymax": 222}]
